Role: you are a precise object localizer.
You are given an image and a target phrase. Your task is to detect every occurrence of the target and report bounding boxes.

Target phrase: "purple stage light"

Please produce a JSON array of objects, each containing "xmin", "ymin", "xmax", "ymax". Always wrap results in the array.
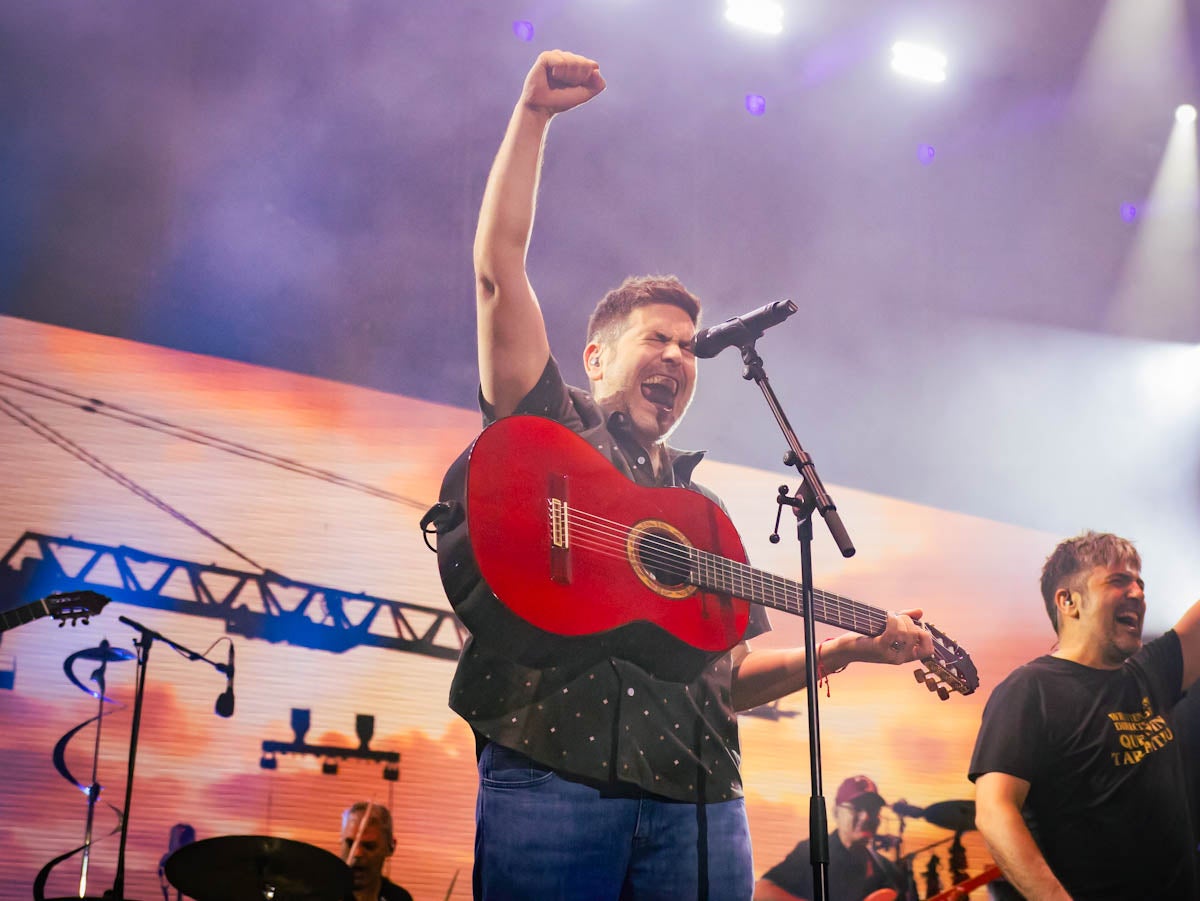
[
  {"xmin": 513, "ymin": 20, "xmax": 534, "ymax": 42},
  {"xmin": 918, "ymin": 143, "xmax": 936, "ymax": 165},
  {"xmin": 1120, "ymin": 203, "xmax": 1138, "ymax": 223},
  {"xmin": 745, "ymin": 93, "xmax": 766, "ymax": 116}
]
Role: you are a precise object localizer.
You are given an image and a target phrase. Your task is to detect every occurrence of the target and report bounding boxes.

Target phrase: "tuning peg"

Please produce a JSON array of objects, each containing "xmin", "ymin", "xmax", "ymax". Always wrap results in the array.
[
  {"xmin": 917, "ymin": 672, "xmax": 950, "ymax": 700},
  {"xmin": 913, "ymin": 668, "xmax": 926, "ymax": 684}
]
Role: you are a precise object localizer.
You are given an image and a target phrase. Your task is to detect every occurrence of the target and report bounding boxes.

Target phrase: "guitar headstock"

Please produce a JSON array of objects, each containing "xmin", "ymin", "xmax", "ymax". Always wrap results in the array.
[
  {"xmin": 915, "ymin": 622, "xmax": 979, "ymax": 699},
  {"xmin": 46, "ymin": 590, "xmax": 110, "ymax": 627}
]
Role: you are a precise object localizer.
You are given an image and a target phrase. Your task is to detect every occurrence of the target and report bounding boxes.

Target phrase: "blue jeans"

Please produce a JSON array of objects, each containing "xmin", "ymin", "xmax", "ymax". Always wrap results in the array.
[{"xmin": 474, "ymin": 743, "xmax": 754, "ymax": 900}]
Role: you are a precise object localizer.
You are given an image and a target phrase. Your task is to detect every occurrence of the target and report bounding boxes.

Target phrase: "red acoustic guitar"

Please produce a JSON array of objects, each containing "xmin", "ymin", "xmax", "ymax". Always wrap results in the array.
[{"xmin": 435, "ymin": 416, "xmax": 977, "ymax": 695}]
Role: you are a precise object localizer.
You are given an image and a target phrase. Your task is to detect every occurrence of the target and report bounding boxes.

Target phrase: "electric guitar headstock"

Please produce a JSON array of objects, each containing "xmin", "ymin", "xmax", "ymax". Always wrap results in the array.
[{"xmin": 915, "ymin": 622, "xmax": 979, "ymax": 699}]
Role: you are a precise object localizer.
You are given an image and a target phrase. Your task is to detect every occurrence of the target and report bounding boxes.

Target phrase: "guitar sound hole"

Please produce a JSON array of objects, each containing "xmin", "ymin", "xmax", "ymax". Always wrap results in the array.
[{"xmin": 636, "ymin": 529, "xmax": 687, "ymax": 587}]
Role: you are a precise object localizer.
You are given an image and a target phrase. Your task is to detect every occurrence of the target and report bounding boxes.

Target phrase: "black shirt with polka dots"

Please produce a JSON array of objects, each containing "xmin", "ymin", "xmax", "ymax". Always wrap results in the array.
[{"xmin": 449, "ymin": 355, "xmax": 770, "ymax": 803}]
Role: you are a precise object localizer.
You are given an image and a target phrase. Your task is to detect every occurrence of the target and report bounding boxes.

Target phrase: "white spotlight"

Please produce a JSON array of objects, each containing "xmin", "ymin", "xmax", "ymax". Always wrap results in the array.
[
  {"xmin": 891, "ymin": 41, "xmax": 947, "ymax": 84},
  {"xmin": 1176, "ymin": 104, "xmax": 1197, "ymax": 125},
  {"xmin": 725, "ymin": 0, "xmax": 783, "ymax": 36}
]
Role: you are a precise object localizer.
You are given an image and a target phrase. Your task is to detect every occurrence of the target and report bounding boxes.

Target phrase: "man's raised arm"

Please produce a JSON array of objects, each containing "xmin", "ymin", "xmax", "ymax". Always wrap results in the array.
[
  {"xmin": 474, "ymin": 50, "xmax": 605, "ymax": 417},
  {"xmin": 1172, "ymin": 595, "xmax": 1200, "ymax": 691}
]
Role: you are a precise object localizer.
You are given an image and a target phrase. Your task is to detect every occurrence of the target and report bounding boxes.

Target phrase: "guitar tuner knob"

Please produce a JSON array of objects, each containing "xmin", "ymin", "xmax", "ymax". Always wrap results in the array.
[
  {"xmin": 937, "ymin": 685, "xmax": 950, "ymax": 701},
  {"xmin": 913, "ymin": 668, "xmax": 927, "ymax": 684}
]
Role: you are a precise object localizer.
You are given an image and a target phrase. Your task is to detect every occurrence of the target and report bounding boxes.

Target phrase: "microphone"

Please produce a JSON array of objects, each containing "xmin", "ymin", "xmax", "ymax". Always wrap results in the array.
[
  {"xmin": 692, "ymin": 299, "xmax": 798, "ymax": 359},
  {"xmin": 891, "ymin": 800, "xmax": 925, "ymax": 819},
  {"xmin": 159, "ymin": 823, "xmax": 196, "ymax": 901},
  {"xmin": 214, "ymin": 643, "xmax": 235, "ymax": 718}
]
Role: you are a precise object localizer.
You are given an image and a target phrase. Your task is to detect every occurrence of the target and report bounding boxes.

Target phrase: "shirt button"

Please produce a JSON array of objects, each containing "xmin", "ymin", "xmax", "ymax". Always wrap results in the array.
[
  {"xmin": 627, "ymin": 688, "xmax": 635, "ymax": 696},
  {"xmin": 637, "ymin": 456, "xmax": 646, "ymax": 464}
]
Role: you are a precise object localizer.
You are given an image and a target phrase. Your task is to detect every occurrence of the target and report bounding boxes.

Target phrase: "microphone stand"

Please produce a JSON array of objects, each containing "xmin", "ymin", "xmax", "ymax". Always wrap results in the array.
[
  {"xmin": 103, "ymin": 616, "xmax": 228, "ymax": 901},
  {"xmin": 736, "ymin": 340, "xmax": 855, "ymax": 901}
]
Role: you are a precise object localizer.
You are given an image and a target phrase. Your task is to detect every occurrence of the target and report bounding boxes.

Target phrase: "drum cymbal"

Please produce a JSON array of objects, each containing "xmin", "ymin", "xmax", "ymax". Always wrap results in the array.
[
  {"xmin": 922, "ymin": 800, "xmax": 976, "ymax": 832},
  {"xmin": 68, "ymin": 644, "xmax": 135, "ymax": 662},
  {"xmin": 165, "ymin": 835, "xmax": 352, "ymax": 901}
]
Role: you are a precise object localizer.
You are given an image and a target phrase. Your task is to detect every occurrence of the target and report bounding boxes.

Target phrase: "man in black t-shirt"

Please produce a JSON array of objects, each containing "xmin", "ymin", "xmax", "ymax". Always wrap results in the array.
[{"xmin": 969, "ymin": 531, "xmax": 1200, "ymax": 899}]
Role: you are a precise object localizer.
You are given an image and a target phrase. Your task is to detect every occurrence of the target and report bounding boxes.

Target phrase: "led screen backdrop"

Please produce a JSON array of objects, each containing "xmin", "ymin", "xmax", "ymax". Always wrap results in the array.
[{"xmin": 1, "ymin": 313, "xmax": 1074, "ymax": 900}]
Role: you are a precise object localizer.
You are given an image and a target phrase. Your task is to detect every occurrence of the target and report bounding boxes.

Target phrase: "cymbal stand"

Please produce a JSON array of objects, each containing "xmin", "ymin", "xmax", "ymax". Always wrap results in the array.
[{"xmin": 78, "ymin": 641, "xmax": 112, "ymax": 897}]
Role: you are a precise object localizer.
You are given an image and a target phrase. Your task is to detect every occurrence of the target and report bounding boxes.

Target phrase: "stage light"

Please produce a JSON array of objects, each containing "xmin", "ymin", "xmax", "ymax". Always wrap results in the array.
[
  {"xmin": 745, "ymin": 93, "xmax": 766, "ymax": 116},
  {"xmin": 1177, "ymin": 104, "xmax": 1197, "ymax": 125},
  {"xmin": 917, "ymin": 144, "xmax": 936, "ymax": 165},
  {"xmin": 291, "ymin": 707, "xmax": 311, "ymax": 743},
  {"xmin": 322, "ymin": 760, "xmax": 339, "ymax": 775},
  {"xmin": 259, "ymin": 753, "xmax": 277, "ymax": 770},
  {"xmin": 891, "ymin": 41, "xmax": 947, "ymax": 84},
  {"xmin": 725, "ymin": 0, "xmax": 783, "ymax": 36},
  {"xmin": 1120, "ymin": 203, "xmax": 1138, "ymax": 223},
  {"xmin": 356, "ymin": 714, "xmax": 375, "ymax": 750},
  {"xmin": 512, "ymin": 20, "xmax": 534, "ymax": 42},
  {"xmin": 1108, "ymin": 94, "xmax": 1200, "ymax": 341}
]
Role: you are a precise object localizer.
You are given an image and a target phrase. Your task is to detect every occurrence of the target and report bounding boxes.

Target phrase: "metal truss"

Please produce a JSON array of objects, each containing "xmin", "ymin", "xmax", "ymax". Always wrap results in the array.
[{"xmin": 0, "ymin": 531, "xmax": 464, "ymax": 660}]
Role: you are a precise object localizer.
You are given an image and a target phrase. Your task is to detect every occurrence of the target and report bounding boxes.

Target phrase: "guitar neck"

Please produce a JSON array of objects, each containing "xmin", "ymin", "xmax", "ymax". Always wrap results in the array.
[
  {"xmin": 0, "ymin": 600, "xmax": 47, "ymax": 633},
  {"xmin": 690, "ymin": 549, "xmax": 888, "ymax": 637},
  {"xmin": 925, "ymin": 866, "xmax": 1003, "ymax": 901}
]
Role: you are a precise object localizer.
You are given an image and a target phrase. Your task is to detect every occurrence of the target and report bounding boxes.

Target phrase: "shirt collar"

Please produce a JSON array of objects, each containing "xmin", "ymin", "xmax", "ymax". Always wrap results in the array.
[{"xmin": 605, "ymin": 409, "xmax": 706, "ymax": 486}]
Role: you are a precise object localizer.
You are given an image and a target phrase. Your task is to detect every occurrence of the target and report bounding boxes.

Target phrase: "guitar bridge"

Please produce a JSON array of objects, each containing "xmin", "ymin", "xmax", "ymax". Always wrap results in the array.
[{"xmin": 548, "ymin": 473, "xmax": 571, "ymax": 584}]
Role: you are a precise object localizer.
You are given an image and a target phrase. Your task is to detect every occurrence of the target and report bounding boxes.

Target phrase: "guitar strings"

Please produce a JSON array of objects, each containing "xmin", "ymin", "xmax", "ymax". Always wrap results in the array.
[
  {"xmin": 549, "ymin": 502, "xmax": 968, "ymax": 688},
  {"xmin": 569, "ymin": 510, "xmax": 884, "ymax": 630},
  {"xmin": 566, "ymin": 513, "xmax": 958, "ymax": 669},
  {"xmin": 557, "ymin": 503, "xmax": 888, "ymax": 634}
]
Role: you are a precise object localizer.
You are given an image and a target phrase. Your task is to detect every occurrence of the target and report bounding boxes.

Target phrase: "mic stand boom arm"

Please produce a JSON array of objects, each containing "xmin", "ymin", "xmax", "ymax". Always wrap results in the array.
[
  {"xmin": 737, "ymin": 340, "xmax": 856, "ymax": 901},
  {"xmin": 738, "ymin": 343, "xmax": 854, "ymax": 559},
  {"xmin": 104, "ymin": 616, "xmax": 229, "ymax": 901}
]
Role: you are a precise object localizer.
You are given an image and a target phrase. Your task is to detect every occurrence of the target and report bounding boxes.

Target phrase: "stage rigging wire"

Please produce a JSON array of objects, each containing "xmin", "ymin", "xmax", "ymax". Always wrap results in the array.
[
  {"xmin": 0, "ymin": 366, "xmax": 445, "ymax": 571},
  {"xmin": 0, "ymin": 369, "xmax": 433, "ymax": 513},
  {"xmin": 0, "ymin": 393, "xmax": 267, "ymax": 571}
]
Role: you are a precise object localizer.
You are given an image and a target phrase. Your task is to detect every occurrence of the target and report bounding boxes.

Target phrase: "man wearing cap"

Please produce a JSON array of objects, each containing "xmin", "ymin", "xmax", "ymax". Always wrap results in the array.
[{"xmin": 754, "ymin": 775, "xmax": 906, "ymax": 901}]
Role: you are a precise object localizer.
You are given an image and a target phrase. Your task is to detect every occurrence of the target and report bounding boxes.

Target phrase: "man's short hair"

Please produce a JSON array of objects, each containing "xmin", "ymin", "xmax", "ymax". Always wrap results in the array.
[
  {"xmin": 343, "ymin": 801, "xmax": 395, "ymax": 849},
  {"xmin": 1040, "ymin": 530, "xmax": 1141, "ymax": 632},
  {"xmin": 585, "ymin": 275, "xmax": 701, "ymax": 348}
]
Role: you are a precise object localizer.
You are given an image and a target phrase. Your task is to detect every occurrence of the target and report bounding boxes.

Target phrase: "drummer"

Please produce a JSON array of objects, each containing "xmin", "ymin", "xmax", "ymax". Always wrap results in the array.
[{"xmin": 340, "ymin": 801, "xmax": 413, "ymax": 901}]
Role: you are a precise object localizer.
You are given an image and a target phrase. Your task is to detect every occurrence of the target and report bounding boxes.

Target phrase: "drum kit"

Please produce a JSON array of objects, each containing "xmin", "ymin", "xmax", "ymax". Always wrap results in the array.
[
  {"xmin": 876, "ymin": 798, "xmax": 1001, "ymax": 900},
  {"xmin": 163, "ymin": 835, "xmax": 352, "ymax": 901},
  {"xmin": 39, "ymin": 630, "xmax": 355, "ymax": 901},
  {"xmin": 44, "ymin": 835, "xmax": 352, "ymax": 901}
]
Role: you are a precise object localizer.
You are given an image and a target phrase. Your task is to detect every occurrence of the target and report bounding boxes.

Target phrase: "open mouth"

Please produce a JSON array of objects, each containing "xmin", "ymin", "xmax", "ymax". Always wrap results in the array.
[
  {"xmin": 1115, "ymin": 611, "xmax": 1141, "ymax": 632},
  {"xmin": 640, "ymin": 375, "xmax": 678, "ymax": 411}
]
